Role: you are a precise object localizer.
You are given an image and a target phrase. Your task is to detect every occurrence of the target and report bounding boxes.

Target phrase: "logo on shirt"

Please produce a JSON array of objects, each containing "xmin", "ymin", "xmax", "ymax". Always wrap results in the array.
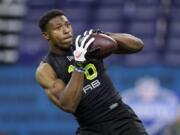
[{"xmin": 67, "ymin": 56, "xmax": 74, "ymax": 61}]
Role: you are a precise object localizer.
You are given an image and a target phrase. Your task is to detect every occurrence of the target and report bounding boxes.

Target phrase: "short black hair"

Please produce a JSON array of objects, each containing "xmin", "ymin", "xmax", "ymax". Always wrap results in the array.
[{"xmin": 38, "ymin": 9, "xmax": 65, "ymax": 32}]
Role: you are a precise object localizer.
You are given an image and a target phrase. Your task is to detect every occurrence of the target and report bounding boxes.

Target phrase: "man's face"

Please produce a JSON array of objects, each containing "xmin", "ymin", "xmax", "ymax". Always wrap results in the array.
[{"xmin": 45, "ymin": 15, "xmax": 73, "ymax": 50}]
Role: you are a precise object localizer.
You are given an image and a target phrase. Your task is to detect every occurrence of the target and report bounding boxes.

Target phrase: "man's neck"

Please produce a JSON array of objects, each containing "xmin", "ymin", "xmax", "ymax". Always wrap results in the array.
[{"xmin": 50, "ymin": 45, "xmax": 68, "ymax": 54}]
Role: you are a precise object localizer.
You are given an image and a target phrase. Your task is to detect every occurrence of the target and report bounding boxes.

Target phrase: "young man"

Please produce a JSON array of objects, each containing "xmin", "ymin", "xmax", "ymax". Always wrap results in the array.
[{"xmin": 36, "ymin": 9, "xmax": 148, "ymax": 135}]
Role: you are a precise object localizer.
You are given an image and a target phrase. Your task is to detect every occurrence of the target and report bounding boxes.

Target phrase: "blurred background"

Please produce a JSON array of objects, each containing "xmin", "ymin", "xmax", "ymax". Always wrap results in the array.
[{"xmin": 0, "ymin": 0, "xmax": 180, "ymax": 135}]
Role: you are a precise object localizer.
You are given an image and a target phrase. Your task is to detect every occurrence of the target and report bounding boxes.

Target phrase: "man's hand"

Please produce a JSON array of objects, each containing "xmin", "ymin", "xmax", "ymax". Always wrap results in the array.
[
  {"xmin": 83, "ymin": 29, "xmax": 107, "ymax": 36},
  {"xmin": 73, "ymin": 34, "xmax": 95, "ymax": 62}
]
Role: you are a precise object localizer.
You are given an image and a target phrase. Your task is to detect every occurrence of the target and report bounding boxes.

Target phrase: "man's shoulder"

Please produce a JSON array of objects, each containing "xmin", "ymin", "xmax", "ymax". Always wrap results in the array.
[
  {"xmin": 36, "ymin": 62, "xmax": 50, "ymax": 73},
  {"xmin": 35, "ymin": 61, "xmax": 58, "ymax": 89},
  {"xmin": 36, "ymin": 62, "xmax": 56, "ymax": 82}
]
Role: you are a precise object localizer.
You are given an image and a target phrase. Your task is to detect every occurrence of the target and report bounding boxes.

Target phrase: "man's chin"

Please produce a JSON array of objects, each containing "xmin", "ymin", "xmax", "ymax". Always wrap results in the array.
[
  {"xmin": 62, "ymin": 42, "xmax": 73, "ymax": 49},
  {"xmin": 62, "ymin": 37, "xmax": 73, "ymax": 44},
  {"xmin": 58, "ymin": 43, "xmax": 71, "ymax": 50}
]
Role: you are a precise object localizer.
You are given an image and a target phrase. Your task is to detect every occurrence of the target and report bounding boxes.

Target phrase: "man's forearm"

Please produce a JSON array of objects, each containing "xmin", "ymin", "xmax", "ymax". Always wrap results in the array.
[
  {"xmin": 107, "ymin": 33, "xmax": 144, "ymax": 54},
  {"xmin": 59, "ymin": 71, "xmax": 84, "ymax": 112}
]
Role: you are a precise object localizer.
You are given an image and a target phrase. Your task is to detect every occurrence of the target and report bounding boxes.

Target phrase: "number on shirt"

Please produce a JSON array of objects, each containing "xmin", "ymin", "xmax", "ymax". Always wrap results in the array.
[{"xmin": 68, "ymin": 63, "xmax": 97, "ymax": 80}]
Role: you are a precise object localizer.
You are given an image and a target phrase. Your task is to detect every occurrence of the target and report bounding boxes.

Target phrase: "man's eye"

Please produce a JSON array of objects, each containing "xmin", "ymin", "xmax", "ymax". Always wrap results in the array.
[
  {"xmin": 66, "ymin": 23, "xmax": 71, "ymax": 26},
  {"xmin": 56, "ymin": 26, "xmax": 62, "ymax": 29}
]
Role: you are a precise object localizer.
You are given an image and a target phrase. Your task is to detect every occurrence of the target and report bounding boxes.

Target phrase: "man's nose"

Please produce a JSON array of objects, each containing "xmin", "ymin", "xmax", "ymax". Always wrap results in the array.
[{"xmin": 63, "ymin": 27, "xmax": 70, "ymax": 34}]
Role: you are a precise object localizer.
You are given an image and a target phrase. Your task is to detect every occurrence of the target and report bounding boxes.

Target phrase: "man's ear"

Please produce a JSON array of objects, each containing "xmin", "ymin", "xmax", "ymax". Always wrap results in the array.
[{"xmin": 42, "ymin": 32, "xmax": 50, "ymax": 41}]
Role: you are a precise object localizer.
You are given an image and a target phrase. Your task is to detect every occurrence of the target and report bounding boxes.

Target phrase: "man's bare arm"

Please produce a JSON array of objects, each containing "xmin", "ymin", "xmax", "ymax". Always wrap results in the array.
[
  {"xmin": 108, "ymin": 33, "xmax": 144, "ymax": 54},
  {"xmin": 35, "ymin": 62, "xmax": 84, "ymax": 113}
]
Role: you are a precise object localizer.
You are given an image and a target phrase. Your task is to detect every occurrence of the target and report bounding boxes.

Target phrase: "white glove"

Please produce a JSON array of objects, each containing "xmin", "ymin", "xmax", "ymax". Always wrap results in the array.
[
  {"xmin": 73, "ymin": 34, "xmax": 95, "ymax": 62},
  {"xmin": 83, "ymin": 29, "xmax": 106, "ymax": 36},
  {"xmin": 83, "ymin": 29, "xmax": 93, "ymax": 36}
]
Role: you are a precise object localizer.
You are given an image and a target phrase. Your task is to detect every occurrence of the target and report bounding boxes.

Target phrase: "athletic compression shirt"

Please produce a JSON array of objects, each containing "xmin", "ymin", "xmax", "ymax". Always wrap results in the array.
[{"xmin": 44, "ymin": 50, "xmax": 122, "ymax": 125}]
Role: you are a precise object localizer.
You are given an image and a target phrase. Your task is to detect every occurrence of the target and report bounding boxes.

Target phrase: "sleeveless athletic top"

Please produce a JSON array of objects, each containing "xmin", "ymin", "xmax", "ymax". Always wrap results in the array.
[{"xmin": 44, "ymin": 50, "xmax": 124, "ymax": 126}]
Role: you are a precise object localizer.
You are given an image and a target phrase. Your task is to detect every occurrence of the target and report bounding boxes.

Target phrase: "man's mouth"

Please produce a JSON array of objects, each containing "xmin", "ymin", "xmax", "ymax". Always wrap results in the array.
[{"xmin": 64, "ymin": 35, "xmax": 72, "ymax": 40}]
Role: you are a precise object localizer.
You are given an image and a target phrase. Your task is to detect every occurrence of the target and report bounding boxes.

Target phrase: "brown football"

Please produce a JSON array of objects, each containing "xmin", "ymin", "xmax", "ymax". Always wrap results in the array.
[{"xmin": 86, "ymin": 33, "xmax": 117, "ymax": 59}]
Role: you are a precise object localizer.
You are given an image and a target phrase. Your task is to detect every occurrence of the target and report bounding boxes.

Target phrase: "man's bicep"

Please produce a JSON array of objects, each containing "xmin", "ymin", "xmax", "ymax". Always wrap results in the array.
[
  {"xmin": 35, "ymin": 63, "xmax": 66, "ymax": 108},
  {"xmin": 35, "ymin": 63, "xmax": 65, "ymax": 94}
]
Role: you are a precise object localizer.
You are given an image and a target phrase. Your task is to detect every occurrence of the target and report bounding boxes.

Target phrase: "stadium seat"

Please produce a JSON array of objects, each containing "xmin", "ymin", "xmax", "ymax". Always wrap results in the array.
[
  {"xmin": 0, "ymin": 3, "xmax": 27, "ymax": 17},
  {"xmin": 19, "ymin": 37, "xmax": 46, "ymax": 54},
  {"xmin": 93, "ymin": 22, "xmax": 122, "ymax": 33},
  {"xmin": 99, "ymin": 0, "xmax": 123, "ymax": 5},
  {"xmin": 164, "ymin": 52, "xmax": 180, "ymax": 66},
  {"xmin": 27, "ymin": 0, "xmax": 56, "ymax": 7},
  {"xmin": 64, "ymin": 8, "xmax": 90, "ymax": 21},
  {"xmin": 133, "ymin": 6, "xmax": 159, "ymax": 21},
  {"xmin": 94, "ymin": 7, "xmax": 122, "ymax": 21},
  {"xmin": 167, "ymin": 37, "xmax": 180, "ymax": 52},
  {"xmin": 21, "ymin": 21, "xmax": 41, "ymax": 36},
  {"xmin": 173, "ymin": 0, "xmax": 180, "ymax": 6},
  {"xmin": 128, "ymin": 21, "xmax": 156, "ymax": 37},
  {"xmin": 141, "ymin": 37, "xmax": 156, "ymax": 52},
  {"xmin": 70, "ymin": 22, "xmax": 88, "ymax": 35},
  {"xmin": 25, "ymin": 8, "xmax": 53, "ymax": 22},
  {"xmin": 169, "ymin": 20, "xmax": 180, "ymax": 36},
  {"xmin": 132, "ymin": 0, "xmax": 160, "ymax": 6},
  {"xmin": 0, "ymin": 19, "xmax": 23, "ymax": 33},
  {"xmin": 170, "ymin": 7, "xmax": 180, "ymax": 20},
  {"xmin": 0, "ymin": 34, "xmax": 19, "ymax": 47}
]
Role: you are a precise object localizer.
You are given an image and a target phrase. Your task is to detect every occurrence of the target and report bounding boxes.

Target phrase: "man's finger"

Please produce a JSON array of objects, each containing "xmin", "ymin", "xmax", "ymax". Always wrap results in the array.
[
  {"xmin": 89, "ymin": 29, "xmax": 93, "ymax": 35},
  {"xmin": 83, "ymin": 31, "xmax": 88, "ymax": 36},
  {"xmin": 81, "ymin": 35, "xmax": 90, "ymax": 47},
  {"xmin": 84, "ymin": 37, "xmax": 95, "ymax": 49},
  {"xmin": 75, "ymin": 35, "xmax": 81, "ymax": 49}
]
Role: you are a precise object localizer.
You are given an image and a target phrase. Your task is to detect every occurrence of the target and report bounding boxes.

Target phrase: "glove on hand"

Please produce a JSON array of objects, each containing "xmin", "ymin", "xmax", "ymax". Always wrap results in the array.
[
  {"xmin": 83, "ymin": 29, "xmax": 107, "ymax": 36},
  {"xmin": 73, "ymin": 34, "xmax": 95, "ymax": 72},
  {"xmin": 73, "ymin": 34, "xmax": 95, "ymax": 62}
]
